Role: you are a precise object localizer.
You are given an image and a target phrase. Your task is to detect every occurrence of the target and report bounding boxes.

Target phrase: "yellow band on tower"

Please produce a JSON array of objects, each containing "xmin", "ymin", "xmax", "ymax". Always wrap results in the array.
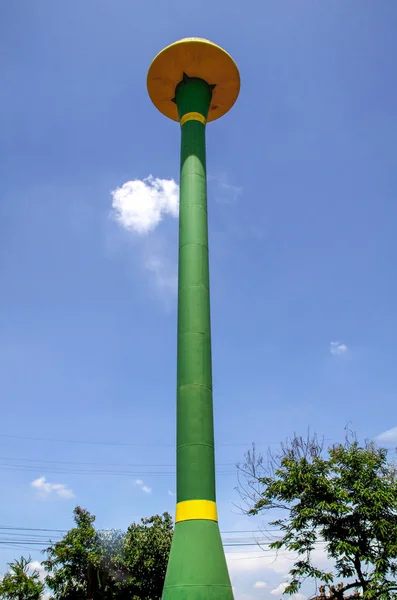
[
  {"xmin": 175, "ymin": 500, "xmax": 218, "ymax": 523},
  {"xmin": 180, "ymin": 112, "xmax": 206, "ymax": 127}
]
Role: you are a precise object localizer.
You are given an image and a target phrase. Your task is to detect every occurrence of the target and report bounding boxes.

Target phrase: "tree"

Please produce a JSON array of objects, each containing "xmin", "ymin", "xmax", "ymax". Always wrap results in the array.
[
  {"xmin": 116, "ymin": 513, "xmax": 173, "ymax": 600},
  {"xmin": 238, "ymin": 432, "xmax": 397, "ymax": 600},
  {"xmin": 42, "ymin": 506, "xmax": 115, "ymax": 600},
  {"xmin": 43, "ymin": 506, "xmax": 173, "ymax": 599},
  {"xmin": 0, "ymin": 556, "xmax": 44, "ymax": 600}
]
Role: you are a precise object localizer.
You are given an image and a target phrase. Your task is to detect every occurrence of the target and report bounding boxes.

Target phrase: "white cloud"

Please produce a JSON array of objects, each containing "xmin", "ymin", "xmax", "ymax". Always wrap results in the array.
[
  {"xmin": 31, "ymin": 476, "xmax": 74, "ymax": 499},
  {"xmin": 227, "ymin": 544, "xmax": 331, "ymax": 581},
  {"xmin": 111, "ymin": 175, "xmax": 179, "ymax": 235},
  {"xmin": 111, "ymin": 175, "xmax": 179, "ymax": 297},
  {"xmin": 226, "ymin": 551, "xmax": 296, "ymax": 576},
  {"xmin": 135, "ymin": 479, "xmax": 152, "ymax": 494},
  {"xmin": 330, "ymin": 341, "xmax": 348, "ymax": 355},
  {"xmin": 110, "ymin": 172, "xmax": 241, "ymax": 299},
  {"xmin": 29, "ymin": 561, "xmax": 46, "ymax": 582},
  {"xmin": 168, "ymin": 490, "xmax": 175, "ymax": 496},
  {"xmin": 271, "ymin": 581, "xmax": 288, "ymax": 595},
  {"xmin": 253, "ymin": 581, "xmax": 267, "ymax": 589},
  {"xmin": 375, "ymin": 426, "xmax": 397, "ymax": 446},
  {"xmin": 270, "ymin": 575, "xmax": 308, "ymax": 598}
]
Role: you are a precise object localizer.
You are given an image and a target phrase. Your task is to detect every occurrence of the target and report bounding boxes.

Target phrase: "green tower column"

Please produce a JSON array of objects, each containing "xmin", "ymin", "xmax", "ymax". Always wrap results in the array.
[
  {"xmin": 147, "ymin": 37, "xmax": 240, "ymax": 600},
  {"xmin": 161, "ymin": 75, "xmax": 233, "ymax": 600},
  {"xmin": 176, "ymin": 76, "xmax": 216, "ymax": 507}
]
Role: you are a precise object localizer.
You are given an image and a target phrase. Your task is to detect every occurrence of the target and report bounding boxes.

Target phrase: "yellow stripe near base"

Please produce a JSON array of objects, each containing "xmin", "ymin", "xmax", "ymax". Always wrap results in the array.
[
  {"xmin": 180, "ymin": 112, "xmax": 206, "ymax": 127},
  {"xmin": 175, "ymin": 500, "xmax": 218, "ymax": 523}
]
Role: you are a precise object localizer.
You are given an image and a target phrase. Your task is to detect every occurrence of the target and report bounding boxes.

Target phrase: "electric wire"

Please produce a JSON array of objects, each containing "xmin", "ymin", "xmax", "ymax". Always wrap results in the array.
[{"xmin": 1, "ymin": 432, "xmax": 327, "ymax": 448}]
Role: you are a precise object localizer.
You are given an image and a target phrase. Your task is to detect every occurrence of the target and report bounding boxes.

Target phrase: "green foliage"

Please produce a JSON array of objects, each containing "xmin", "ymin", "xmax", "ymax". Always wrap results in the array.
[
  {"xmin": 239, "ymin": 433, "xmax": 397, "ymax": 599},
  {"xmin": 42, "ymin": 506, "xmax": 173, "ymax": 600},
  {"xmin": 116, "ymin": 513, "xmax": 173, "ymax": 600},
  {"xmin": 42, "ymin": 506, "xmax": 105, "ymax": 599},
  {"xmin": 0, "ymin": 556, "xmax": 44, "ymax": 600}
]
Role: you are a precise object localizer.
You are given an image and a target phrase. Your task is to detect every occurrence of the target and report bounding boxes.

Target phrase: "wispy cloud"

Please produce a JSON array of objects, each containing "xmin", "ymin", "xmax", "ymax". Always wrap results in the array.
[
  {"xmin": 143, "ymin": 249, "xmax": 177, "ymax": 294},
  {"xmin": 111, "ymin": 175, "xmax": 179, "ymax": 235},
  {"xmin": 209, "ymin": 172, "xmax": 242, "ymax": 204},
  {"xmin": 253, "ymin": 581, "xmax": 267, "ymax": 589},
  {"xmin": 329, "ymin": 341, "xmax": 348, "ymax": 355},
  {"xmin": 31, "ymin": 476, "xmax": 74, "ymax": 499},
  {"xmin": 135, "ymin": 478, "xmax": 152, "ymax": 494},
  {"xmin": 375, "ymin": 426, "xmax": 397, "ymax": 446},
  {"xmin": 168, "ymin": 490, "xmax": 175, "ymax": 497},
  {"xmin": 226, "ymin": 551, "xmax": 293, "ymax": 575},
  {"xmin": 227, "ymin": 544, "xmax": 330, "ymax": 579}
]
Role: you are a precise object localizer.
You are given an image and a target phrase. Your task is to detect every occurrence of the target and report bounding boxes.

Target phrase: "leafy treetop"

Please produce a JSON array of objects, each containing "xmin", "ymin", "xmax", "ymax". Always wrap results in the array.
[{"xmin": 238, "ymin": 432, "xmax": 397, "ymax": 600}]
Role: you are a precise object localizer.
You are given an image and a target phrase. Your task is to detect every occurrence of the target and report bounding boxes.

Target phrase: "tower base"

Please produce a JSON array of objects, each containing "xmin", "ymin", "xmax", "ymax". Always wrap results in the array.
[{"xmin": 162, "ymin": 520, "xmax": 234, "ymax": 600}]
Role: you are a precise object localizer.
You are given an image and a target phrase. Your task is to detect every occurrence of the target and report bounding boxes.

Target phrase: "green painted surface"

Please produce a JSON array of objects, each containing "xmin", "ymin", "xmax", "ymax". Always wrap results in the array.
[
  {"xmin": 163, "ymin": 521, "xmax": 233, "ymax": 600},
  {"xmin": 176, "ymin": 76, "xmax": 215, "ymax": 505},
  {"xmin": 162, "ymin": 76, "xmax": 234, "ymax": 600}
]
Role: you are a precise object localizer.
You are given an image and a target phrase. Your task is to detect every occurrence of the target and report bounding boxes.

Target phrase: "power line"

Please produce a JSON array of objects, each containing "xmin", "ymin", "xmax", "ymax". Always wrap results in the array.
[
  {"xmin": 225, "ymin": 552, "xmax": 294, "ymax": 560},
  {"xmin": 0, "ymin": 526, "xmax": 327, "ymax": 546},
  {"xmin": 0, "ymin": 526, "xmax": 67, "ymax": 533},
  {"xmin": 0, "ymin": 525, "xmax": 281, "ymax": 536},
  {"xmin": 2, "ymin": 433, "xmax": 323, "ymax": 449},
  {"xmin": 0, "ymin": 456, "xmax": 236, "ymax": 468},
  {"xmin": 0, "ymin": 526, "xmax": 285, "ymax": 546},
  {"xmin": 0, "ymin": 538, "xmax": 327, "ymax": 548},
  {"xmin": 0, "ymin": 433, "xmax": 256, "ymax": 447},
  {"xmin": 0, "ymin": 544, "xmax": 290, "ymax": 557},
  {"xmin": 1, "ymin": 433, "xmax": 390, "ymax": 452},
  {"xmin": 0, "ymin": 539, "xmax": 273, "ymax": 546},
  {"xmin": 0, "ymin": 465, "xmax": 236, "ymax": 477},
  {"xmin": 0, "ymin": 433, "xmax": 173, "ymax": 447},
  {"xmin": 1, "ymin": 540, "xmax": 323, "ymax": 552},
  {"xmin": 0, "ymin": 525, "xmax": 281, "ymax": 535},
  {"xmin": 0, "ymin": 452, "xmax": 239, "ymax": 477},
  {"xmin": 0, "ymin": 539, "xmax": 283, "ymax": 550}
]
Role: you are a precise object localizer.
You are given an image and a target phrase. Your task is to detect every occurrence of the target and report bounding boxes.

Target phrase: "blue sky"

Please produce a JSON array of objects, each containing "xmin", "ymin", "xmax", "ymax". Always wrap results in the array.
[{"xmin": 1, "ymin": 1, "xmax": 397, "ymax": 598}]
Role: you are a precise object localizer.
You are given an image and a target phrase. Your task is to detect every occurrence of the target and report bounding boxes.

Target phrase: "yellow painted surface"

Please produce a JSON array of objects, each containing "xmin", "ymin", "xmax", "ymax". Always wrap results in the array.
[
  {"xmin": 147, "ymin": 38, "xmax": 240, "ymax": 122},
  {"xmin": 175, "ymin": 499, "xmax": 218, "ymax": 523},
  {"xmin": 180, "ymin": 111, "xmax": 207, "ymax": 126}
]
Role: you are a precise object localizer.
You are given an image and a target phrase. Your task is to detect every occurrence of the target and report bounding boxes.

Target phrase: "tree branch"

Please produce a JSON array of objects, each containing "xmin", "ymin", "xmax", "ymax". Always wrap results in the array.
[{"xmin": 353, "ymin": 552, "xmax": 368, "ymax": 592}]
